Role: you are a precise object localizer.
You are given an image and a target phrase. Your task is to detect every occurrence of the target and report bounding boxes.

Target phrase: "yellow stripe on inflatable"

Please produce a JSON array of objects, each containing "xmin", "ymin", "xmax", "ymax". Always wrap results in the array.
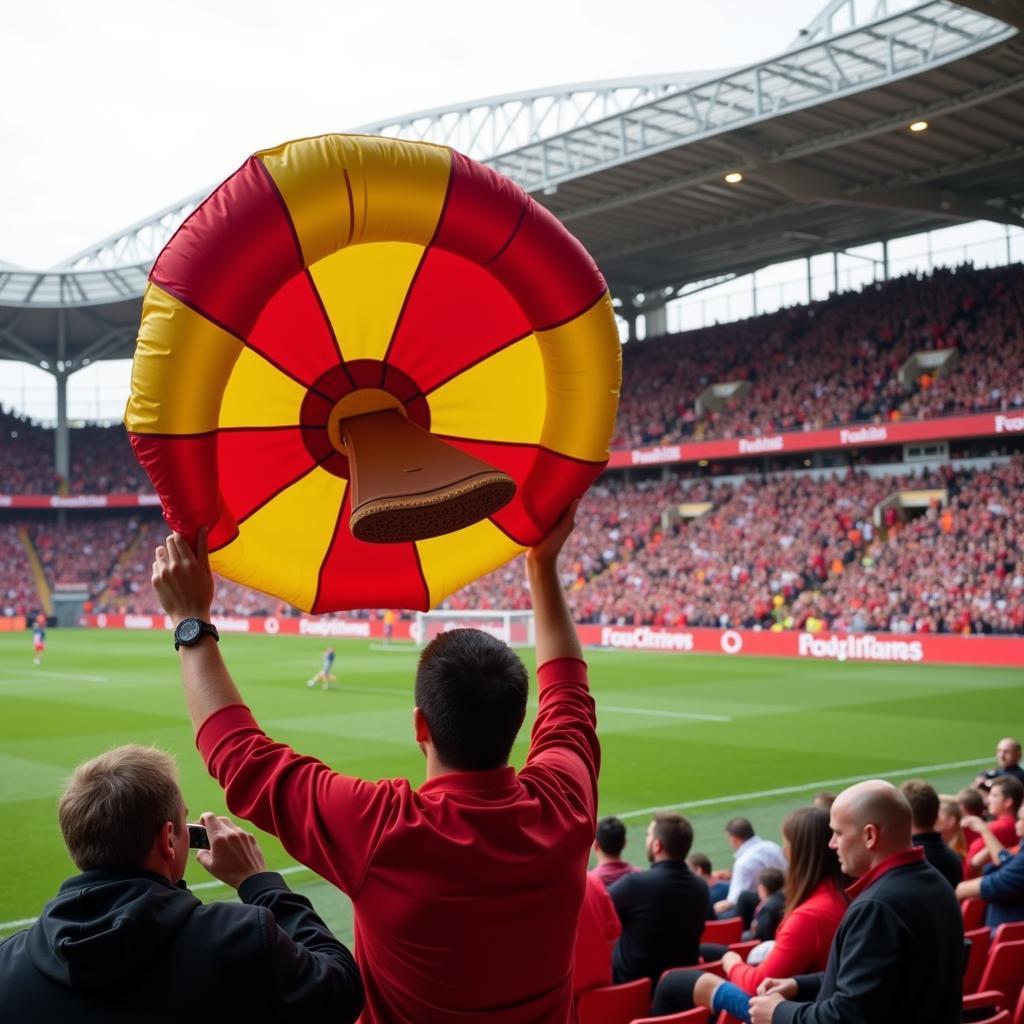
[
  {"xmin": 427, "ymin": 335, "xmax": 546, "ymax": 444},
  {"xmin": 219, "ymin": 347, "xmax": 306, "ymax": 428},
  {"xmin": 209, "ymin": 467, "xmax": 347, "ymax": 612},
  {"xmin": 125, "ymin": 283, "xmax": 243, "ymax": 435},
  {"xmin": 416, "ymin": 519, "xmax": 525, "ymax": 609},
  {"xmin": 309, "ymin": 242, "xmax": 424, "ymax": 364},
  {"xmin": 537, "ymin": 294, "xmax": 622, "ymax": 462},
  {"xmin": 259, "ymin": 135, "xmax": 451, "ymax": 263}
]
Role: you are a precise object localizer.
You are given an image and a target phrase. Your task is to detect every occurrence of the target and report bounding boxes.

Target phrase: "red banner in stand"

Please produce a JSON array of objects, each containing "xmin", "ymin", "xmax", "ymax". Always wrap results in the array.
[
  {"xmin": 607, "ymin": 410, "xmax": 1024, "ymax": 469},
  {"xmin": 75, "ymin": 614, "xmax": 1024, "ymax": 667}
]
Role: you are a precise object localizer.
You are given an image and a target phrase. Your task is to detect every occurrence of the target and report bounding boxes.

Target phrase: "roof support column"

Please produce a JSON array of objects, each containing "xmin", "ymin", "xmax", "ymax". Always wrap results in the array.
[
  {"xmin": 54, "ymin": 307, "xmax": 70, "ymax": 488},
  {"xmin": 881, "ymin": 239, "xmax": 889, "ymax": 281}
]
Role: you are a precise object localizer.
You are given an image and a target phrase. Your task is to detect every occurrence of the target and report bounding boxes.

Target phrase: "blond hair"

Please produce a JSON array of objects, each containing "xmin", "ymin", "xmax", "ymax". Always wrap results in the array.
[{"xmin": 59, "ymin": 745, "xmax": 184, "ymax": 870}]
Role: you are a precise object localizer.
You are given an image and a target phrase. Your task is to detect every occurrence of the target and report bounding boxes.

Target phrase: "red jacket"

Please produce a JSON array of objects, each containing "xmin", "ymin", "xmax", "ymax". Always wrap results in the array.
[
  {"xmin": 965, "ymin": 814, "xmax": 1018, "ymax": 878},
  {"xmin": 197, "ymin": 657, "xmax": 599, "ymax": 1023},
  {"xmin": 726, "ymin": 881, "xmax": 847, "ymax": 993},
  {"xmin": 573, "ymin": 872, "xmax": 621, "ymax": 995}
]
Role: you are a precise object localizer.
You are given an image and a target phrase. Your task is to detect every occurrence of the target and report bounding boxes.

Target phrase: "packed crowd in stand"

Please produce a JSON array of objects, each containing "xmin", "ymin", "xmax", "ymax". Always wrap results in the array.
[
  {"xmin": 450, "ymin": 456, "xmax": 1023, "ymax": 635},
  {"xmin": 2, "ymin": 455, "xmax": 1021, "ymax": 634},
  {"xmin": 2, "ymin": 266, "xmax": 1024, "ymax": 503},
  {"xmin": 0, "ymin": 521, "xmax": 38, "ymax": 616},
  {"xmin": 613, "ymin": 264, "xmax": 1024, "ymax": 448}
]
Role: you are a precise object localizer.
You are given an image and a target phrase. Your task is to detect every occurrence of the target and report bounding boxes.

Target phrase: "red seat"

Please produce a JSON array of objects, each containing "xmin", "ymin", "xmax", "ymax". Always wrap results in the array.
[
  {"xmin": 965, "ymin": 926, "xmax": 993, "ymax": 994},
  {"xmin": 1013, "ymin": 986, "xmax": 1024, "ymax": 1024},
  {"xmin": 969, "ymin": 1012, "xmax": 1010, "ymax": 1024},
  {"xmin": 978, "ymin": 941, "xmax": 1024, "ymax": 1010},
  {"xmin": 963, "ymin": 897, "xmax": 987, "ymax": 931},
  {"xmin": 702, "ymin": 918, "xmax": 744, "ymax": 945},
  {"xmin": 577, "ymin": 978, "xmax": 652, "ymax": 1024},
  {"xmin": 993, "ymin": 921, "xmax": 1024, "ymax": 948},
  {"xmin": 629, "ymin": 1010, "xmax": 710, "ymax": 1024}
]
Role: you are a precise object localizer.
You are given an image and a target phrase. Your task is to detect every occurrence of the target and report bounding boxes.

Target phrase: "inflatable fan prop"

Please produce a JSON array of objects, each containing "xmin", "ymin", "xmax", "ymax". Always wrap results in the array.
[{"xmin": 126, "ymin": 135, "xmax": 621, "ymax": 612}]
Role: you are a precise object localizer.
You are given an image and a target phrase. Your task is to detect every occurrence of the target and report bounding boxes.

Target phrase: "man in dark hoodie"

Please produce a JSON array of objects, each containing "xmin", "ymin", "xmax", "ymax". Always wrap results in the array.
[{"xmin": 0, "ymin": 745, "xmax": 363, "ymax": 1023}]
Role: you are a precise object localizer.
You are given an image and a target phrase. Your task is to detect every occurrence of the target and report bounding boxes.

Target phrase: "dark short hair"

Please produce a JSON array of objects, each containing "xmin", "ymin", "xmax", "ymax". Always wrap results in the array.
[
  {"xmin": 900, "ymin": 779, "xmax": 940, "ymax": 830},
  {"xmin": 725, "ymin": 817, "xmax": 755, "ymax": 842},
  {"xmin": 758, "ymin": 867, "xmax": 785, "ymax": 895},
  {"xmin": 688, "ymin": 852, "xmax": 712, "ymax": 874},
  {"xmin": 991, "ymin": 775, "xmax": 1024, "ymax": 812},
  {"xmin": 59, "ymin": 745, "xmax": 184, "ymax": 870},
  {"xmin": 414, "ymin": 629, "xmax": 528, "ymax": 772},
  {"xmin": 651, "ymin": 812, "xmax": 694, "ymax": 861},
  {"xmin": 595, "ymin": 816, "xmax": 627, "ymax": 856}
]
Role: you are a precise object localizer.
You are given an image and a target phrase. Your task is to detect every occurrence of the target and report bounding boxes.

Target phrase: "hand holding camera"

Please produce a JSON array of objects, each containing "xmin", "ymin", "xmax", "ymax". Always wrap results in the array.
[{"xmin": 192, "ymin": 812, "xmax": 268, "ymax": 890}]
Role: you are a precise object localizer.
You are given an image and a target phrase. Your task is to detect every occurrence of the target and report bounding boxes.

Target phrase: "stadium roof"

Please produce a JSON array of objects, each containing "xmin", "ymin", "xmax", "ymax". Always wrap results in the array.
[{"xmin": 2, "ymin": 0, "xmax": 1023, "ymax": 375}]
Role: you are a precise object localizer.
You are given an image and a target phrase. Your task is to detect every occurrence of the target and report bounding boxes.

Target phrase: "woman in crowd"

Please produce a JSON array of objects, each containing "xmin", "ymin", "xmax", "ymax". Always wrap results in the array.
[{"xmin": 650, "ymin": 806, "xmax": 847, "ymax": 1020}]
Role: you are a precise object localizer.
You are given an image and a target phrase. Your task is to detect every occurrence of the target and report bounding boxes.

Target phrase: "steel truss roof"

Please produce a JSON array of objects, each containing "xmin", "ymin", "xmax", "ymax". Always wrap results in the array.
[{"xmin": 1, "ymin": 0, "xmax": 1022, "ymax": 374}]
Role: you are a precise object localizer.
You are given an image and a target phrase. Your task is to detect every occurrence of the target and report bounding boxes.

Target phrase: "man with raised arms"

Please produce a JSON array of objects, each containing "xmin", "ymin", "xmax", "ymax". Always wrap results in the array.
[{"xmin": 152, "ymin": 504, "xmax": 599, "ymax": 1023}]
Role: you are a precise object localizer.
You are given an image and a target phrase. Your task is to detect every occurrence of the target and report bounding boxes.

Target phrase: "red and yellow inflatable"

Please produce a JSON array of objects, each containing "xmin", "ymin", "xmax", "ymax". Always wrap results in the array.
[{"xmin": 126, "ymin": 134, "xmax": 620, "ymax": 612}]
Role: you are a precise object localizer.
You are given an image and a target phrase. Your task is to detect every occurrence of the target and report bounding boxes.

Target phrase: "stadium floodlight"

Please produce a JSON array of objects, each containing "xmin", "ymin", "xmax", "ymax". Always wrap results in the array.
[
  {"xmin": 725, "ymin": 171, "xmax": 744, "ymax": 183},
  {"xmin": 413, "ymin": 609, "xmax": 536, "ymax": 649},
  {"xmin": 909, "ymin": 120, "xmax": 929, "ymax": 132}
]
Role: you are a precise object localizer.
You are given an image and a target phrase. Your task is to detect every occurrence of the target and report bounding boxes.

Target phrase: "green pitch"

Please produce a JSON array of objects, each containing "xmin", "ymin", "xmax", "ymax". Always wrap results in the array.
[{"xmin": 0, "ymin": 629, "xmax": 1018, "ymax": 942}]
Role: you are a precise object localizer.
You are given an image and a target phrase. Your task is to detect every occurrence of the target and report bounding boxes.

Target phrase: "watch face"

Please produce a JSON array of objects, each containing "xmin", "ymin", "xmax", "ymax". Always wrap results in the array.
[{"xmin": 177, "ymin": 618, "xmax": 202, "ymax": 644}]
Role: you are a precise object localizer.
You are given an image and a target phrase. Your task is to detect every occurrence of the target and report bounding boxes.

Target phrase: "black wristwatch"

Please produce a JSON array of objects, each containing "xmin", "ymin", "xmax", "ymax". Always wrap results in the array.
[{"xmin": 174, "ymin": 617, "xmax": 220, "ymax": 651}]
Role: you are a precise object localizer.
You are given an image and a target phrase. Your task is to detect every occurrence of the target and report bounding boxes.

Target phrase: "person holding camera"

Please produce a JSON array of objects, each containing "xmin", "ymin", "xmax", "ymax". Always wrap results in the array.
[{"xmin": 0, "ymin": 745, "xmax": 363, "ymax": 1023}]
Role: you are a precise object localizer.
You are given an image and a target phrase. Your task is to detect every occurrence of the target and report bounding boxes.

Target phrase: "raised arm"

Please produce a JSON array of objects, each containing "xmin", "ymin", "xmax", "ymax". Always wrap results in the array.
[
  {"xmin": 962, "ymin": 815, "xmax": 1008, "ymax": 869},
  {"xmin": 526, "ymin": 500, "xmax": 583, "ymax": 666},
  {"xmin": 152, "ymin": 529, "xmax": 243, "ymax": 731}
]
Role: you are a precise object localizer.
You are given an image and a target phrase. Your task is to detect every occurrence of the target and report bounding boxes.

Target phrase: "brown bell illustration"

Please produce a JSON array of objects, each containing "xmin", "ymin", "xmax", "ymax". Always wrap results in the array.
[{"xmin": 338, "ymin": 408, "xmax": 516, "ymax": 543}]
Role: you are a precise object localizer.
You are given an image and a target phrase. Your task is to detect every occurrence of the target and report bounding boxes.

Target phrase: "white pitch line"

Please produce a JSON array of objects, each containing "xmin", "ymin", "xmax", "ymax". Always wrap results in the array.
[
  {"xmin": 0, "ymin": 865, "xmax": 316, "ymax": 933},
  {"xmin": 5, "ymin": 670, "xmax": 110, "ymax": 683},
  {"xmin": 613, "ymin": 756, "xmax": 992, "ymax": 821},
  {"xmin": 600, "ymin": 704, "xmax": 731, "ymax": 723}
]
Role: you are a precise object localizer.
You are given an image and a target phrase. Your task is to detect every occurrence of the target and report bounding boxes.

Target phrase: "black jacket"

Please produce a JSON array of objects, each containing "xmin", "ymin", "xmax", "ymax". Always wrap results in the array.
[
  {"xmin": 610, "ymin": 859, "xmax": 710, "ymax": 985},
  {"xmin": 912, "ymin": 831, "xmax": 963, "ymax": 890},
  {"xmin": 0, "ymin": 869, "xmax": 363, "ymax": 1023},
  {"xmin": 773, "ymin": 854, "xmax": 963, "ymax": 1024}
]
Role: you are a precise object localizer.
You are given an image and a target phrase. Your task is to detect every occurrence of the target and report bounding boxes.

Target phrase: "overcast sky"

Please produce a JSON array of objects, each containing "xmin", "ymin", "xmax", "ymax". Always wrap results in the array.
[{"xmin": 2, "ymin": 0, "xmax": 831, "ymax": 269}]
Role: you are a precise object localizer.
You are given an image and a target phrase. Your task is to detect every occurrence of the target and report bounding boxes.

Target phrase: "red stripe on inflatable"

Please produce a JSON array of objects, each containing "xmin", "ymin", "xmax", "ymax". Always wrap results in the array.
[
  {"xmin": 217, "ymin": 427, "xmax": 319, "ymax": 526},
  {"xmin": 312, "ymin": 491, "xmax": 430, "ymax": 612},
  {"xmin": 150, "ymin": 157, "xmax": 304, "ymax": 338},
  {"xmin": 433, "ymin": 151, "xmax": 526, "ymax": 264},
  {"xmin": 435, "ymin": 437, "xmax": 605, "ymax": 547},
  {"xmin": 246, "ymin": 271, "xmax": 346, "ymax": 387},
  {"xmin": 489, "ymin": 199, "xmax": 607, "ymax": 330},
  {"xmin": 386, "ymin": 247, "xmax": 532, "ymax": 394},
  {"xmin": 128, "ymin": 433, "xmax": 223, "ymax": 546}
]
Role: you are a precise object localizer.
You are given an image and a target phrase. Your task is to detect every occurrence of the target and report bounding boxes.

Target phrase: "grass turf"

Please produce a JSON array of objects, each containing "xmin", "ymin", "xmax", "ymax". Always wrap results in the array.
[{"xmin": 1, "ymin": 629, "xmax": 1017, "ymax": 942}]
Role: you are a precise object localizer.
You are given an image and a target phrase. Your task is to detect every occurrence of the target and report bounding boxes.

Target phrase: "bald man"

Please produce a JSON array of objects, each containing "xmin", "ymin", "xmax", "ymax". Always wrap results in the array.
[{"xmin": 749, "ymin": 781, "xmax": 963, "ymax": 1024}]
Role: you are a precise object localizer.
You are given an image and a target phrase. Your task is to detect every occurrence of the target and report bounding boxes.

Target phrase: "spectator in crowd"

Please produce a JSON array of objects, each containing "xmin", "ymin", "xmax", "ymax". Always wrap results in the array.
[
  {"xmin": 958, "ymin": 785, "xmax": 987, "ymax": 849},
  {"xmin": 813, "ymin": 792, "xmax": 836, "ymax": 812},
  {"xmin": 964, "ymin": 776, "xmax": 1024, "ymax": 877},
  {"xmin": 653, "ymin": 806, "xmax": 847, "ymax": 1018},
  {"xmin": 900, "ymin": 779, "xmax": 963, "ymax": 888},
  {"xmin": 714, "ymin": 817, "xmax": 788, "ymax": 923},
  {"xmin": 956, "ymin": 803, "xmax": 1024, "ymax": 931},
  {"xmin": 746, "ymin": 780, "xmax": 963, "ymax": 1024},
  {"xmin": 151, "ymin": 508, "xmax": 601, "ymax": 1023},
  {"xmin": 573, "ymin": 872, "xmax": 621, "ymax": 997},
  {"xmin": 608, "ymin": 812, "xmax": 710, "ymax": 986},
  {"xmin": 745, "ymin": 868, "xmax": 787, "ymax": 943},
  {"xmin": 591, "ymin": 815, "xmax": 637, "ymax": 889},
  {"xmin": 0, "ymin": 745, "xmax": 363, "ymax": 1023},
  {"xmin": 975, "ymin": 737, "xmax": 1024, "ymax": 790},
  {"xmin": 688, "ymin": 852, "xmax": 730, "ymax": 903},
  {"xmin": 936, "ymin": 795, "xmax": 969, "ymax": 861}
]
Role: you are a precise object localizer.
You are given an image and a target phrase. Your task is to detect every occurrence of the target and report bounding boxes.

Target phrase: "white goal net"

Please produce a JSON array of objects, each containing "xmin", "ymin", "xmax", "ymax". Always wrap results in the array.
[{"xmin": 413, "ymin": 609, "xmax": 536, "ymax": 649}]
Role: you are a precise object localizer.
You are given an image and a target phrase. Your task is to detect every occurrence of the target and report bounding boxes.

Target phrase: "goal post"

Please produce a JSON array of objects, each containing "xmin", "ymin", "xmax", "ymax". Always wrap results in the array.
[{"xmin": 413, "ymin": 609, "xmax": 536, "ymax": 649}]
